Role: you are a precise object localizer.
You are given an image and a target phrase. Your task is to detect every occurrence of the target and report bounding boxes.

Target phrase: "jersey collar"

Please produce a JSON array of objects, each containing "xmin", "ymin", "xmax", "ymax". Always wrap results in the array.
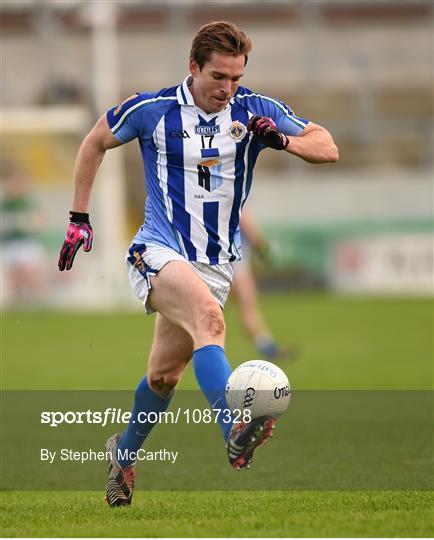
[
  {"xmin": 176, "ymin": 75, "xmax": 231, "ymax": 114},
  {"xmin": 176, "ymin": 76, "xmax": 196, "ymax": 106}
]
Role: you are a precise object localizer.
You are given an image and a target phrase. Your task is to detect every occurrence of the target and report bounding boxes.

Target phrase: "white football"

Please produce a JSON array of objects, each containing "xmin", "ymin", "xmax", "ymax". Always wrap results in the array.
[{"xmin": 225, "ymin": 360, "xmax": 291, "ymax": 419}]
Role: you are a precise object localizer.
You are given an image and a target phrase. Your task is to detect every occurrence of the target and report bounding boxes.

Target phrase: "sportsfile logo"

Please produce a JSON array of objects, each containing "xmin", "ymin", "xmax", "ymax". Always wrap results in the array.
[{"xmin": 40, "ymin": 407, "xmax": 250, "ymax": 427}]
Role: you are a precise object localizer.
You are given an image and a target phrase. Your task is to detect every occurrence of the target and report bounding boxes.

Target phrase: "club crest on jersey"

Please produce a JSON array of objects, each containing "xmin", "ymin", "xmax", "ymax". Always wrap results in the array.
[
  {"xmin": 228, "ymin": 121, "xmax": 247, "ymax": 141},
  {"xmin": 197, "ymin": 159, "xmax": 223, "ymax": 192}
]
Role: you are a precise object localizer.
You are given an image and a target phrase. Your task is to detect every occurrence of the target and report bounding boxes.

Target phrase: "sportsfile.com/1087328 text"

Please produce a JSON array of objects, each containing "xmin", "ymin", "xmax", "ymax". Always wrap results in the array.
[{"xmin": 40, "ymin": 408, "xmax": 252, "ymax": 428}]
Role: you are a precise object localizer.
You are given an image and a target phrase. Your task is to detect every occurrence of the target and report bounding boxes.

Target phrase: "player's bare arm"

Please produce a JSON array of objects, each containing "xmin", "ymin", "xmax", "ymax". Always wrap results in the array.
[
  {"xmin": 285, "ymin": 122, "xmax": 339, "ymax": 164},
  {"xmin": 58, "ymin": 115, "xmax": 122, "ymax": 271},
  {"xmin": 248, "ymin": 116, "xmax": 338, "ymax": 164},
  {"xmin": 72, "ymin": 115, "xmax": 122, "ymax": 213}
]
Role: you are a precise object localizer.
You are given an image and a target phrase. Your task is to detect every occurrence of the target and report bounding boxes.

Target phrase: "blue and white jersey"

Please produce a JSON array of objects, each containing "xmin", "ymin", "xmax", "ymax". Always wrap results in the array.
[{"xmin": 106, "ymin": 77, "xmax": 308, "ymax": 264}]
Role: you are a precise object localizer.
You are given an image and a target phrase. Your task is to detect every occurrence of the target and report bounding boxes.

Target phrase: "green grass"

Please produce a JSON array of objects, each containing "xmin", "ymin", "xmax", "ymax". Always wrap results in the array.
[
  {"xmin": 1, "ymin": 294, "xmax": 433, "ymax": 537},
  {"xmin": 1, "ymin": 491, "xmax": 433, "ymax": 537},
  {"xmin": 3, "ymin": 294, "xmax": 432, "ymax": 390}
]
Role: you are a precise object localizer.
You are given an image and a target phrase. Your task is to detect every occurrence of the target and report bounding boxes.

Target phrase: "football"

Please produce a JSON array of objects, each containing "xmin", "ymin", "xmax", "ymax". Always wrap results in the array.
[{"xmin": 225, "ymin": 360, "xmax": 291, "ymax": 419}]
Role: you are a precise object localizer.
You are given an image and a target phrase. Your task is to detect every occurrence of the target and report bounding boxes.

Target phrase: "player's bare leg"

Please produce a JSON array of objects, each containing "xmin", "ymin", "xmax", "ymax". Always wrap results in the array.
[
  {"xmin": 232, "ymin": 265, "xmax": 296, "ymax": 360},
  {"xmin": 148, "ymin": 260, "xmax": 226, "ymax": 349},
  {"xmin": 151, "ymin": 260, "xmax": 233, "ymax": 438},
  {"xmin": 150, "ymin": 261, "xmax": 275, "ymax": 470},
  {"xmin": 232, "ymin": 266, "xmax": 271, "ymax": 343},
  {"xmin": 106, "ymin": 314, "xmax": 193, "ymax": 507},
  {"xmin": 147, "ymin": 313, "xmax": 194, "ymax": 396},
  {"xmin": 107, "ymin": 262, "xmax": 225, "ymax": 508}
]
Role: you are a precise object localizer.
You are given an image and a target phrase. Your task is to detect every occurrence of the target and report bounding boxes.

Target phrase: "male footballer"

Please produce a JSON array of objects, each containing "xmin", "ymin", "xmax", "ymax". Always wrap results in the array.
[{"xmin": 58, "ymin": 21, "xmax": 338, "ymax": 507}]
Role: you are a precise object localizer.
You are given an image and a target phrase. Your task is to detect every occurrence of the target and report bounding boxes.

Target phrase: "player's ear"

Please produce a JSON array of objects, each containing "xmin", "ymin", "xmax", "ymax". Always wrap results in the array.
[{"xmin": 189, "ymin": 57, "xmax": 200, "ymax": 77}]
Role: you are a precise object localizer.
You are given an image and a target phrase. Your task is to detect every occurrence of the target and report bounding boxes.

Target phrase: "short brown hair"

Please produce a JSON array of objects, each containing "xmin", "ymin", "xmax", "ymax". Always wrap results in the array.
[{"xmin": 190, "ymin": 21, "xmax": 252, "ymax": 70}]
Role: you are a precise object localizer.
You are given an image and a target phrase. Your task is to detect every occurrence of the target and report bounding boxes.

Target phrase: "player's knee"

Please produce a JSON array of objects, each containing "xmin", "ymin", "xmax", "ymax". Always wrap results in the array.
[
  {"xmin": 148, "ymin": 372, "xmax": 180, "ymax": 397},
  {"xmin": 201, "ymin": 302, "xmax": 225, "ymax": 339}
]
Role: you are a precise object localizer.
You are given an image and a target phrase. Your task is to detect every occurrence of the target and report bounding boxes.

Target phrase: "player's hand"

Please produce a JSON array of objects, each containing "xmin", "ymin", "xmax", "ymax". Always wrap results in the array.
[
  {"xmin": 247, "ymin": 116, "xmax": 289, "ymax": 150},
  {"xmin": 58, "ymin": 211, "xmax": 93, "ymax": 271}
]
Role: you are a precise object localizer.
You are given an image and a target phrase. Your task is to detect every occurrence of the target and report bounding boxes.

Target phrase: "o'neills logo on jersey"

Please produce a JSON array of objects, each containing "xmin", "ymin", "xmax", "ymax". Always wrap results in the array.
[
  {"xmin": 195, "ymin": 125, "xmax": 220, "ymax": 136},
  {"xmin": 228, "ymin": 121, "xmax": 247, "ymax": 141}
]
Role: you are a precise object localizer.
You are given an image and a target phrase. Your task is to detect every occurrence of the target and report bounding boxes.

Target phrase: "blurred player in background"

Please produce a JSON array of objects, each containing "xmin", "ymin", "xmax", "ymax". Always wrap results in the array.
[
  {"xmin": 232, "ymin": 208, "xmax": 296, "ymax": 360},
  {"xmin": 58, "ymin": 20, "xmax": 338, "ymax": 507},
  {"xmin": 1, "ymin": 168, "xmax": 47, "ymax": 307}
]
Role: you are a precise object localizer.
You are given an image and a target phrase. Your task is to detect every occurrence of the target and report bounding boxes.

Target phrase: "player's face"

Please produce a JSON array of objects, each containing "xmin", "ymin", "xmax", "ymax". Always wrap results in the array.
[{"xmin": 189, "ymin": 52, "xmax": 245, "ymax": 114}]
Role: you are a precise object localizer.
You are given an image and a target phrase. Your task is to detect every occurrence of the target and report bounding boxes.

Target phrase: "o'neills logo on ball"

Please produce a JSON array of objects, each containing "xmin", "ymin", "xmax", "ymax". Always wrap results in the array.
[
  {"xmin": 228, "ymin": 121, "xmax": 247, "ymax": 141},
  {"xmin": 273, "ymin": 385, "xmax": 291, "ymax": 399}
]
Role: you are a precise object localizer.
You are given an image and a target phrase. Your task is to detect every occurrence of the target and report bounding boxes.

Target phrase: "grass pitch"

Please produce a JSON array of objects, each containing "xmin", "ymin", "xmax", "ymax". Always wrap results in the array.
[
  {"xmin": 2, "ymin": 491, "xmax": 433, "ymax": 537},
  {"xmin": 1, "ymin": 294, "xmax": 433, "ymax": 537}
]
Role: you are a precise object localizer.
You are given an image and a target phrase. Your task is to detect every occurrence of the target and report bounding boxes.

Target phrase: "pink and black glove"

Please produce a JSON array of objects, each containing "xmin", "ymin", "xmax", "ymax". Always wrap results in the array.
[
  {"xmin": 247, "ymin": 116, "xmax": 289, "ymax": 150},
  {"xmin": 58, "ymin": 211, "xmax": 93, "ymax": 271}
]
